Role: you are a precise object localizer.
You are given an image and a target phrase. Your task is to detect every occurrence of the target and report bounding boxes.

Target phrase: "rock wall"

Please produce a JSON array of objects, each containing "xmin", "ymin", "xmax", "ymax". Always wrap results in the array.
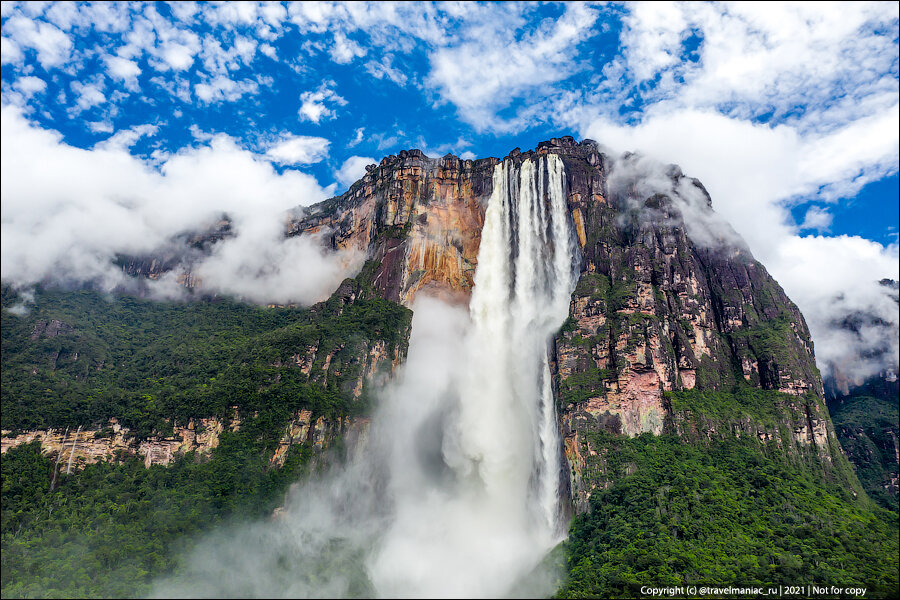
[
  {"xmin": 536, "ymin": 139, "xmax": 845, "ymax": 511},
  {"xmin": 290, "ymin": 150, "xmax": 495, "ymax": 307},
  {"xmin": 108, "ymin": 137, "xmax": 854, "ymax": 513},
  {"xmin": 1, "ymin": 415, "xmax": 235, "ymax": 471}
]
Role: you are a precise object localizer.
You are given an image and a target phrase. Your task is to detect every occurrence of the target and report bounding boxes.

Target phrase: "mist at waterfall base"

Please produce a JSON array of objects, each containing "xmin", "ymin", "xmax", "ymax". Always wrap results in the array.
[{"xmin": 151, "ymin": 155, "xmax": 579, "ymax": 598}]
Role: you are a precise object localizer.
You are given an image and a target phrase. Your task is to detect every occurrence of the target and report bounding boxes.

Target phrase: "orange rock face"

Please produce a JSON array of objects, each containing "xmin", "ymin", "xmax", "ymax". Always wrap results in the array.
[
  {"xmin": 1, "ymin": 414, "xmax": 235, "ymax": 471},
  {"xmin": 292, "ymin": 151, "xmax": 493, "ymax": 307}
]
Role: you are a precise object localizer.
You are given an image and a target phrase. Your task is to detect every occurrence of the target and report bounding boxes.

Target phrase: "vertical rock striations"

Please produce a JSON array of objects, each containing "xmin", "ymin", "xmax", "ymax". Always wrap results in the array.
[{"xmin": 290, "ymin": 151, "xmax": 496, "ymax": 306}]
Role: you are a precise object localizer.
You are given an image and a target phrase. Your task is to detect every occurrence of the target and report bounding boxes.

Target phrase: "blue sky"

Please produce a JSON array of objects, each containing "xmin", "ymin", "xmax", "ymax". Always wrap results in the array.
[{"xmin": 1, "ymin": 2, "xmax": 899, "ymax": 375}]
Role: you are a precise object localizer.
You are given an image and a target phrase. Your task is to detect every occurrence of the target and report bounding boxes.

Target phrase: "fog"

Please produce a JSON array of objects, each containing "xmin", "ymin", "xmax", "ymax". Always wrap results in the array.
[{"xmin": 151, "ymin": 296, "xmax": 563, "ymax": 599}]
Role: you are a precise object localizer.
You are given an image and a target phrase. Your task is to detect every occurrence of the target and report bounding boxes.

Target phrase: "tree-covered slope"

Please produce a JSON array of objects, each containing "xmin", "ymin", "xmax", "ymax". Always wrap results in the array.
[
  {"xmin": 0, "ymin": 272, "xmax": 412, "ymax": 598},
  {"xmin": 828, "ymin": 389, "xmax": 900, "ymax": 512},
  {"xmin": 556, "ymin": 433, "xmax": 899, "ymax": 599},
  {"xmin": 1, "ymin": 277, "xmax": 410, "ymax": 436}
]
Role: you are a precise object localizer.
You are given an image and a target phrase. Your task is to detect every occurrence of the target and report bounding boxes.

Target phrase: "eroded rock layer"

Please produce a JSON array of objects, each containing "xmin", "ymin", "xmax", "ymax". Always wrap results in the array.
[{"xmin": 290, "ymin": 150, "xmax": 495, "ymax": 306}]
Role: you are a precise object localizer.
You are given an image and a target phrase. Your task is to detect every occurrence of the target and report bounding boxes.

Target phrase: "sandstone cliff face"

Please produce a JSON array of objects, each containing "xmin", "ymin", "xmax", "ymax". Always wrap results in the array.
[
  {"xmin": 291, "ymin": 137, "xmax": 844, "ymax": 512},
  {"xmin": 290, "ymin": 151, "xmax": 494, "ymax": 306},
  {"xmin": 543, "ymin": 140, "xmax": 843, "ymax": 510},
  {"xmin": 1, "ymin": 415, "xmax": 234, "ymax": 471}
]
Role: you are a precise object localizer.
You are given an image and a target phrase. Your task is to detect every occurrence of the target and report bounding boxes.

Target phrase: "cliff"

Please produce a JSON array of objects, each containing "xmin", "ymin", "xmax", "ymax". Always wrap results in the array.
[
  {"xmin": 84, "ymin": 138, "xmax": 854, "ymax": 510},
  {"xmin": 283, "ymin": 136, "xmax": 852, "ymax": 512},
  {"xmin": 289, "ymin": 150, "xmax": 496, "ymax": 306},
  {"xmin": 821, "ymin": 282, "xmax": 900, "ymax": 510}
]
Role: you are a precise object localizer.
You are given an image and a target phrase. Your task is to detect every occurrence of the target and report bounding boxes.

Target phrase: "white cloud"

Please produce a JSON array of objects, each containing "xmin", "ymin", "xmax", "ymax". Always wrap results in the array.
[
  {"xmin": 13, "ymin": 75, "xmax": 47, "ymax": 96},
  {"xmin": 0, "ymin": 106, "xmax": 358, "ymax": 306},
  {"xmin": 3, "ymin": 15, "xmax": 72, "ymax": 68},
  {"xmin": 265, "ymin": 135, "xmax": 331, "ymax": 165},
  {"xmin": 87, "ymin": 120, "xmax": 114, "ymax": 134},
  {"xmin": 770, "ymin": 235, "xmax": 898, "ymax": 381},
  {"xmin": 298, "ymin": 81, "xmax": 346, "ymax": 123},
  {"xmin": 1, "ymin": 36, "xmax": 24, "ymax": 64},
  {"xmin": 259, "ymin": 42, "xmax": 276, "ymax": 59},
  {"xmin": 104, "ymin": 54, "xmax": 141, "ymax": 91},
  {"xmin": 335, "ymin": 155, "xmax": 375, "ymax": 188},
  {"xmin": 348, "ymin": 127, "xmax": 365, "ymax": 147},
  {"xmin": 329, "ymin": 31, "xmax": 365, "ymax": 64},
  {"xmin": 199, "ymin": 33, "xmax": 258, "ymax": 76},
  {"xmin": 583, "ymin": 105, "xmax": 899, "ymax": 378},
  {"xmin": 612, "ymin": 2, "xmax": 899, "ymax": 130},
  {"xmin": 95, "ymin": 123, "xmax": 158, "ymax": 152},
  {"xmin": 194, "ymin": 76, "xmax": 259, "ymax": 103},
  {"xmin": 426, "ymin": 3, "xmax": 598, "ymax": 131},
  {"xmin": 799, "ymin": 206, "xmax": 833, "ymax": 233},
  {"xmin": 70, "ymin": 80, "xmax": 106, "ymax": 111},
  {"xmin": 160, "ymin": 41, "xmax": 196, "ymax": 70},
  {"xmin": 365, "ymin": 55, "xmax": 408, "ymax": 86}
]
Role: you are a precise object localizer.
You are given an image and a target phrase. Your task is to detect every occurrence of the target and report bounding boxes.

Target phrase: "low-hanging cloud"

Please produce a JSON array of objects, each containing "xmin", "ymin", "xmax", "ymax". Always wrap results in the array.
[
  {"xmin": 605, "ymin": 150, "xmax": 749, "ymax": 252},
  {"xmin": 586, "ymin": 109, "xmax": 900, "ymax": 381},
  {"xmin": 0, "ymin": 105, "xmax": 361, "ymax": 306}
]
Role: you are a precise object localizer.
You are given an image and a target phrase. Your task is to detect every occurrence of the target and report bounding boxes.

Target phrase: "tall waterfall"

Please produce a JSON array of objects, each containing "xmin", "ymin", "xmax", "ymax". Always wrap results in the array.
[
  {"xmin": 371, "ymin": 153, "xmax": 580, "ymax": 597},
  {"xmin": 151, "ymin": 154, "xmax": 580, "ymax": 599},
  {"xmin": 463, "ymin": 153, "xmax": 579, "ymax": 534}
]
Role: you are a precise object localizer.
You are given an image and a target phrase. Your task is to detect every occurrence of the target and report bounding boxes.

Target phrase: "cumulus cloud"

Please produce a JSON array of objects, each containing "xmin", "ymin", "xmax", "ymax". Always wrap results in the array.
[
  {"xmin": 298, "ymin": 81, "xmax": 347, "ymax": 123},
  {"xmin": 13, "ymin": 75, "xmax": 46, "ymax": 95},
  {"xmin": 2, "ymin": 14, "xmax": 72, "ymax": 68},
  {"xmin": 610, "ymin": 2, "xmax": 899, "ymax": 129},
  {"xmin": 194, "ymin": 75, "xmax": 259, "ymax": 103},
  {"xmin": 265, "ymin": 135, "xmax": 331, "ymax": 165},
  {"xmin": 104, "ymin": 55, "xmax": 141, "ymax": 91},
  {"xmin": 335, "ymin": 155, "xmax": 375, "ymax": 189},
  {"xmin": 0, "ymin": 106, "xmax": 359, "ymax": 306},
  {"xmin": 426, "ymin": 3, "xmax": 599, "ymax": 132},
  {"xmin": 70, "ymin": 80, "xmax": 106, "ymax": 112},
  {"xmin": 799, "ymin": 206, "xmax": 833, "ymax": 233}
]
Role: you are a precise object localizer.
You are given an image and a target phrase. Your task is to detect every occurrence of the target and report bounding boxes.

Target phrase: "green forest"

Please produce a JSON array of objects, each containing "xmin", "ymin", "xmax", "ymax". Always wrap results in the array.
[
  {"xmin": 555, "ymin": 433, "xmax": 899, "ymax": 599},
  {"xmin": 1, "ymin": 280, "xmax": 411, "ymax": 597}
]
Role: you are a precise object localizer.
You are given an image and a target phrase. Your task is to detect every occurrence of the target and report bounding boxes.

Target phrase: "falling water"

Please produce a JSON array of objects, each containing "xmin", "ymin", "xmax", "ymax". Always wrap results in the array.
[
  {"xmin": 152, "ymin": 154, "xmax": 580, "ymax": 599},
  {"xmin": 467, "ymin": 154, "xmax": 579, "ymax": 536},
  {"xmin": 371, "ymin": 153, "xmax": 579, "ymax": 597}
]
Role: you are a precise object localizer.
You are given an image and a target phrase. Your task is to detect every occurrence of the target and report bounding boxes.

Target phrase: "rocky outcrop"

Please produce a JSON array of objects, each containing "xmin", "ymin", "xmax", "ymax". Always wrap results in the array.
[
  {"xmin": 1, "ymin": 414, "xmax": 236, "ymax": 471},
  {"xmin": 290, "ymin": 151, "xmax": 496, "ymax": 306},
  {"xmin": 118, "ymin": 219, "xmax": 233, "ymax": 286},
  {"xmin": 109, "ymin": 136, "xmax": 855, "ymax": 512},
  {"xmin": 1, "ymin": 408, "xmax": 371, "ymax": 473}
]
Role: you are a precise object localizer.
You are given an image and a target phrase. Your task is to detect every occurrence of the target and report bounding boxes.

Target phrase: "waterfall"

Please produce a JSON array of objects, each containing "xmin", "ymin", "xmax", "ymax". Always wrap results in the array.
[
  {"xmin": 370, "ymin": 153, "xmax": 579, "ymax": 597},
  {"xmin": 151, "ymin": 154, "xmax": 580, "ymax": 599},
  {"xmin": 465, "ymin": 154, "xmax": 578, "ymax": 536}
]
